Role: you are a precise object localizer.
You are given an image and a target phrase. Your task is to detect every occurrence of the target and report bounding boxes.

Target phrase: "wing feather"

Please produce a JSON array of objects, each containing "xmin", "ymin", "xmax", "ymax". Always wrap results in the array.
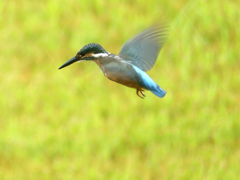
[{"xmin": 118, "ymin": 23, "xmax": 168, "ymax": 72}]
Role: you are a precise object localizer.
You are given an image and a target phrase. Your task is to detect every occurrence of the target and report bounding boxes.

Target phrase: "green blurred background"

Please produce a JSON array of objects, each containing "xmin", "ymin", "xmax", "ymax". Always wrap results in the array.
[{"xmin": 0, "ymin": 0, "xmax": 239, "ymax": 179}]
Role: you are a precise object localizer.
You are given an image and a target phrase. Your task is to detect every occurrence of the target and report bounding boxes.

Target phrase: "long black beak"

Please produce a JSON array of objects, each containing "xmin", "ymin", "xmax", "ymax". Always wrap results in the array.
[{"xmin": 58, "ymin": 56, "xmax": 79, "ymax": 70}]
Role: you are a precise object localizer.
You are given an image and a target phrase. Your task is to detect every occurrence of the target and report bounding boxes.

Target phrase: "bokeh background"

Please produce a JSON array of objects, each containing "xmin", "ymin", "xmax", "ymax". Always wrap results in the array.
[{"xmin": 1, "ymin": 0, "xmax": 239, "ymax": 179}]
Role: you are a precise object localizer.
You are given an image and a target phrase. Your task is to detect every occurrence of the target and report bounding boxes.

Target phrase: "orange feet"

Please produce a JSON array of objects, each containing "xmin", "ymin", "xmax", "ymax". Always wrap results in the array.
[{"xmin": 136, "ymin": 89, "xmax": 146, "ymax": 99}]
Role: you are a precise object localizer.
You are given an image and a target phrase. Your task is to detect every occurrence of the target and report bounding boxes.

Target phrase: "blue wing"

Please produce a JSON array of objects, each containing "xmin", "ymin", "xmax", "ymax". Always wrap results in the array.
[{"xmin": 118, "ymin": 23, "xmax": 168, "ymax": 72}]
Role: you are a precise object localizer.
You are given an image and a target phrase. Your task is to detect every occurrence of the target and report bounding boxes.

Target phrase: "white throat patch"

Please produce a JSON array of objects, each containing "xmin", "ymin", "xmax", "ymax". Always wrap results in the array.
[{"xmin": 92, "ymin": 53, "xmax": 109, "ymax": 58}]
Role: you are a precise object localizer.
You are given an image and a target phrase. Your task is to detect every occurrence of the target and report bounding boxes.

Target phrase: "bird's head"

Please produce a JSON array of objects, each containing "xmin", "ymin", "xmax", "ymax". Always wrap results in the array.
[{"xmin": 58, "ymin": 43, "xmax": 108, "ymax": 69}]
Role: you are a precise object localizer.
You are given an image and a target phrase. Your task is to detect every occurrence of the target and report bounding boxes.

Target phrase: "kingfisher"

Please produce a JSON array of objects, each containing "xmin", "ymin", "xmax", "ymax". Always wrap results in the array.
[{"xmin": 59, "ymin": 23, "xmax": 168, "ymax": 99}]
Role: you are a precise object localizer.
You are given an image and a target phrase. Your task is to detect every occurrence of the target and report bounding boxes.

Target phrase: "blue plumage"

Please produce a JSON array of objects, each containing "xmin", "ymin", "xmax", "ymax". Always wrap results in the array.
[
  {"xmin": 132, "ymin": 65, "xmax": 166, "ymax": 98},
  {"xmin": 59, "ymin": 23, "xmax": 168, "ymax": 99}
]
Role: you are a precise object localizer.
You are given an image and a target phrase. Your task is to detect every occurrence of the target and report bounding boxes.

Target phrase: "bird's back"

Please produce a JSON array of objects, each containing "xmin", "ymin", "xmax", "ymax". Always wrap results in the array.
[{"xmin": 95, "ymin": 54, "xmax": 143, "ymax": 89}]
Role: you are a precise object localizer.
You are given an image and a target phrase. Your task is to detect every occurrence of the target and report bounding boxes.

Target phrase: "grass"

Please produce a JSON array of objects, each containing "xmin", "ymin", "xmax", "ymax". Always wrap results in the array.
[{"xmin": 0, "ymin": 0, "xmax": 239, "ymax": 179}]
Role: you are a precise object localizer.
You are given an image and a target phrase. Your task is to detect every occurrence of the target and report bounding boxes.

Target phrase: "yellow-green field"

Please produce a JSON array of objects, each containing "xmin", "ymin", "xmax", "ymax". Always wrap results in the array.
[{"xmin": 1, "ymin": 0, "xmax": 239, "ymax": 179}]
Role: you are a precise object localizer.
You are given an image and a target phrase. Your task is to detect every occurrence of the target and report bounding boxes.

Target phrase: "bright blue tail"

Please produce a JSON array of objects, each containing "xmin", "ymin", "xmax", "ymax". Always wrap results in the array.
[
  {"xmin": 131, "ymin": 66, "xmax": 166, "ymax": 98},
  {"xmin": 150, "ymin": 86, "xmax": 166, "ymax": 98}
]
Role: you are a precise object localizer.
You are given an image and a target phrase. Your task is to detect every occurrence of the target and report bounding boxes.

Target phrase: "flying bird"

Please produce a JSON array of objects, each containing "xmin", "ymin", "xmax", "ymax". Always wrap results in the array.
[{"xmin": 59, "ymin": 23, "xmax": 168, "ymax": 99}]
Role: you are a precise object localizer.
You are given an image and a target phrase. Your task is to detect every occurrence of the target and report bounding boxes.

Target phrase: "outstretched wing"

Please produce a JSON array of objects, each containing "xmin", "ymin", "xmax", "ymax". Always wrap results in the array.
[{"xmin": 118, "ymin": 23, "xmax": 168, "ymax": 72}]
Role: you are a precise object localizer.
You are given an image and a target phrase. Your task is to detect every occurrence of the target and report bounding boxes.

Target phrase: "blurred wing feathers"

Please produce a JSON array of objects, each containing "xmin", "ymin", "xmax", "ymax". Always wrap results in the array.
[{"xmin": 118, "ymin": 23, "xmax": 168, "ymax": 71}]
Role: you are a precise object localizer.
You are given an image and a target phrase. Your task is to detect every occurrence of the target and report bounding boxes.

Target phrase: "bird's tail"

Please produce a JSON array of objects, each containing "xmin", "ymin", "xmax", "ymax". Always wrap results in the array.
[{"xmin": 150, "ymin": 86, "xmax": 166, "ymax": 98}]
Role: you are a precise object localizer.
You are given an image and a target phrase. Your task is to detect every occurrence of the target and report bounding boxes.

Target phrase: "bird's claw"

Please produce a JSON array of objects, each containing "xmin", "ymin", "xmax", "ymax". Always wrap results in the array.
[{"xmin": 137, "ymin": 89, "xmax": 146, "ymax": 99}]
